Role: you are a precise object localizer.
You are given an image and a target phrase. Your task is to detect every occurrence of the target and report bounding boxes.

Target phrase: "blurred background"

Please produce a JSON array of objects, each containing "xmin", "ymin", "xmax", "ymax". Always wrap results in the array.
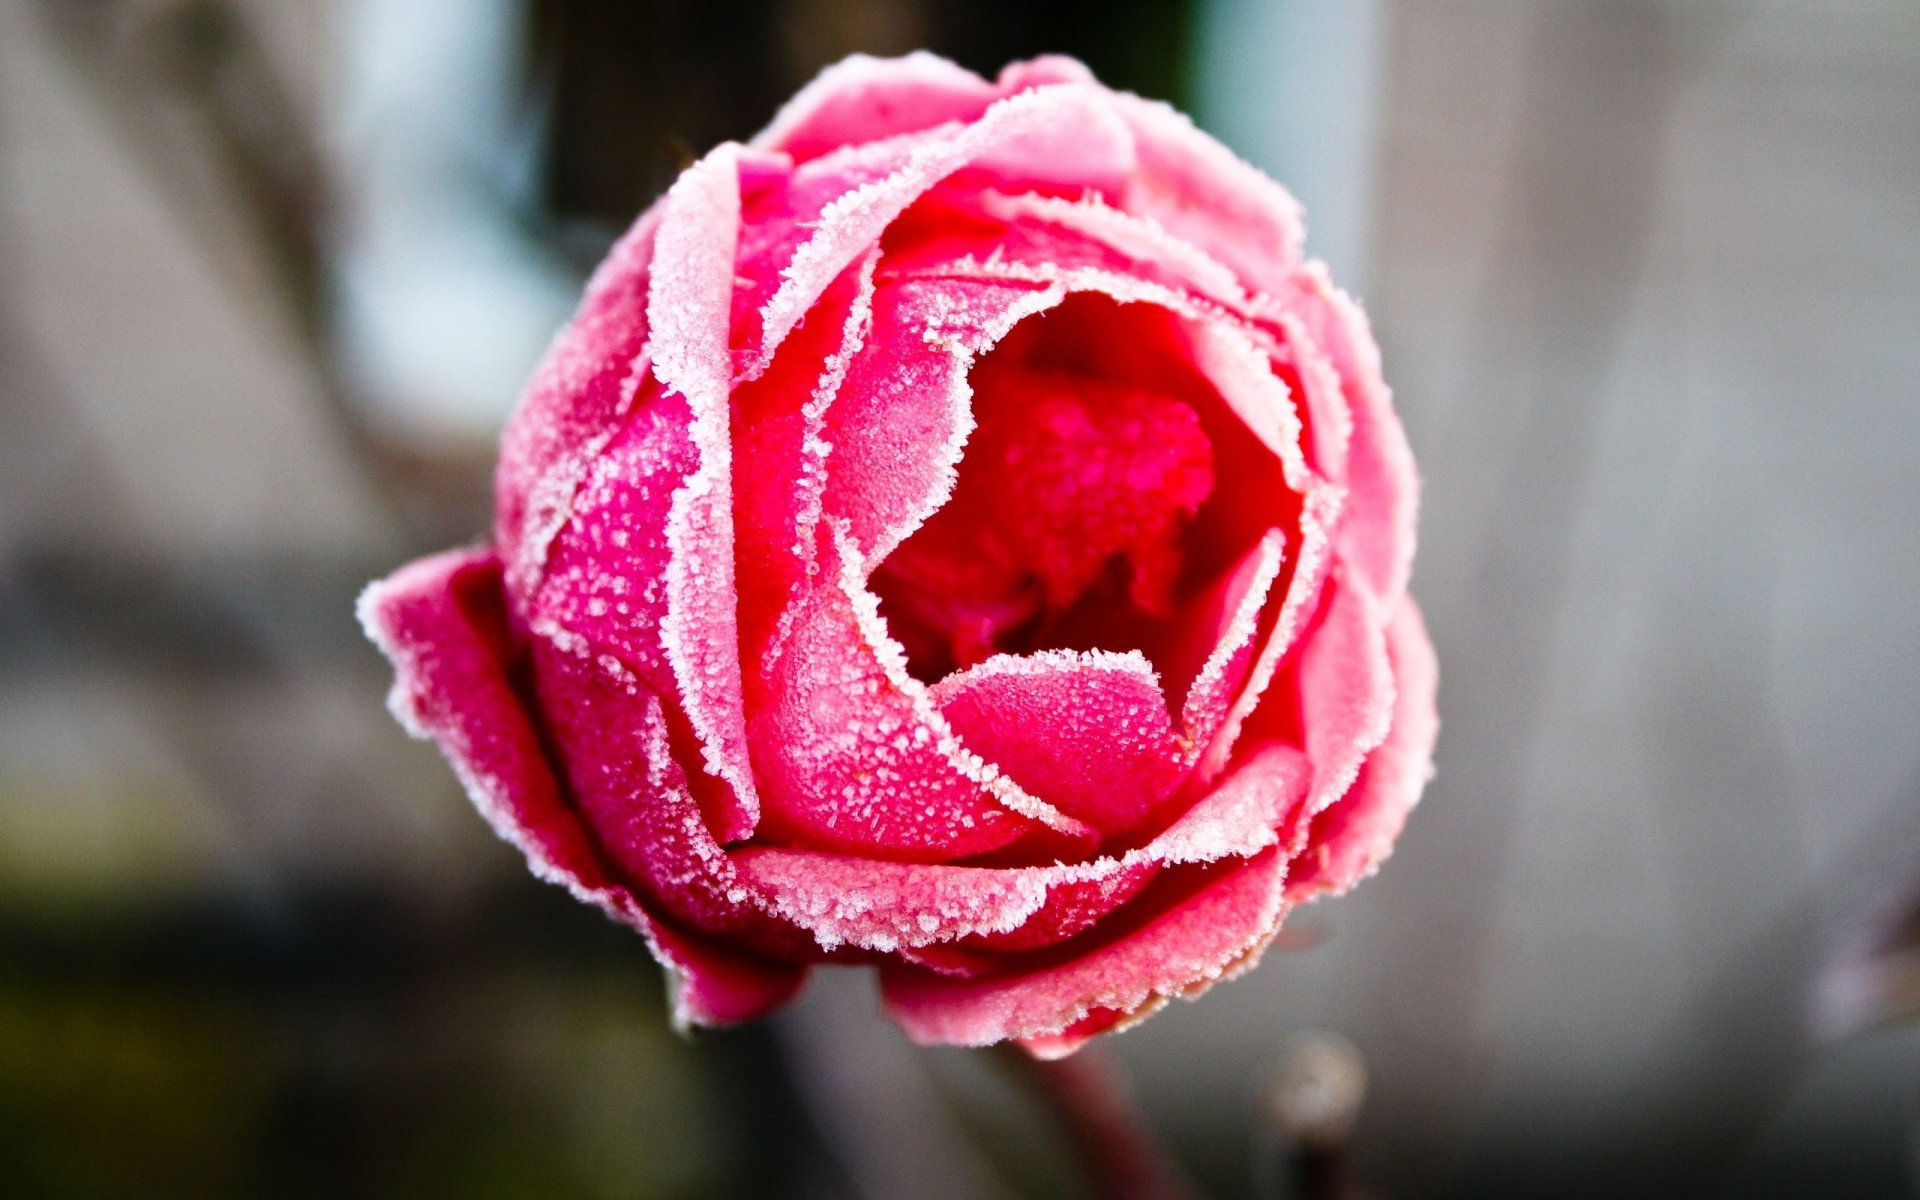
[{"xmin": 2, "ymin": 0, "xmax": 1916, "ymax": 1196}]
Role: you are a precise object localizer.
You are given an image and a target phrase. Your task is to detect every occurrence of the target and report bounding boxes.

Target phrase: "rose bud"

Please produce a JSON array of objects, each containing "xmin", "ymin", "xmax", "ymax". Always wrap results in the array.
[{"xmin": 360, "ymin": 52, "xmax": 1436, "ymax": 1056}]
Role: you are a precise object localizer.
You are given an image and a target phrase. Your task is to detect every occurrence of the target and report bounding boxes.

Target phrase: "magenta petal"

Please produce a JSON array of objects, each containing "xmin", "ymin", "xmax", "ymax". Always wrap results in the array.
[
  {"xmin": 1169, "ymin": 530, "xmax": 1285, "ymax": 761},
  {"xmin": 1194, "ymin": 486, "xmax": 1341, "ymax": 783},
  {"xmin": 826, "ymin": 274, "xmax": 1064, "ymax": 570},
  {"xmin": 735, "ymin": 742, "xmax": 1307, "ymax": 957},
  {"xmin": 749, "ymin": 528, "xmax": 1093, "ymax": 860},
  {"xmin": 732, "ymin": 250, "xmax": 880, "ymax": 662},
  {"xmin": 495, "ymin": 211, "xmax": 659, "ymax": 597},
  {"xmin": 880, "ymin": 848, "xmax": 1291, "ymax": 1051},
  {"xmin": 1287, "ymin": 596, "xmax": 1438, "ymax": 901},
  {"xmin": 934, "ymin": 649, "xmax": 1183, "ymax": 836},
  {"xmin": 647, "ymin": 143, "xmax": 764, "ymax": 836},
  {"xmin": 358, "ymin": 550, "xmax": 805, "ymax": 1024},
  {"xmin": 527, "ymin": 628, "xmax": 809, "ymax": 960}
]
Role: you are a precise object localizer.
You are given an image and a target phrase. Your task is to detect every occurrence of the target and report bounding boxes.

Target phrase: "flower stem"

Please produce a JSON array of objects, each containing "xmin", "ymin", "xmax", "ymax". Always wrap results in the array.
[{"xmin": 993, "ymin": 1043, "xmax": 1199, "ymax": 1200}]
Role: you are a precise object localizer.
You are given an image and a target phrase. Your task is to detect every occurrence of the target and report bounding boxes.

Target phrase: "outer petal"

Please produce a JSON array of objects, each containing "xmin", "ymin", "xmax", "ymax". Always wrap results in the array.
[
  {"xmin": 356, "ymin": 550, "xmax": 804, "ymax": 1025},
  {"xmin": 880, "ymin": 848, "xmax": 1291, "ymax": 1052},
  {"xmin": 754, "ymin": 83, "xmax": 1134, "ymax": 370},
  {"xmin": 1281, "ymin": 265, "xmax": 1419, "ymax": 605},
  {"xmin": 734, "ymin": 744, "xmax": 1307, "ymax": 957},
  {"xmin": 1286, "ymin": 595, "xmax": 1438, "ymax": 901},
  {"xmin": 495, "ymin": 210, "xmax": 659, "ymax": 597},
  {"xmin": 1292, "ymin": 566, "xmax": 1397, "ymax": 815},
  {"xmin": 1109, "ymin": 91, "xmax": 1306, "ymax": 299}
]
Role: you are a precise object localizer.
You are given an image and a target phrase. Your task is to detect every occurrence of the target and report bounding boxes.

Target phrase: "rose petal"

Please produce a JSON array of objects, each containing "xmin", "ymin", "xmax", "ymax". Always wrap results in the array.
[
  {"xmin": 648, "ymin": 143, "xmax": 763, "ymax": 837},
  {"xmin": 495, "ymin": 211, "xmax": 659, "ymax": 598},
  {"xmin": 1110, "ymin": 91, "xmax": 1306, "ymax": 298},
  {"xmin": 934, "ymin": 648, "xmax": 1184, "ymax": 836},
  {"xmin": 1170, "ymin": 529, "xmax": 1285, "ymax": 759},
  {"xmin": 880, "ymin": 848, "xmax": 1291, "ymax": 1050},
  {"xmin": 357, "ymin": 550, "xmax": 805, "ymax": 1025},
  {"xmin": 1283, "ymin": 265, "xmax": 1418, "ymax": 605},
  {"xmin": 732, "ymin": 249, "xmax": 880, "ymax": 662},
  {"xmin": 1286, "ymin": 595, "xmax": 1438, "ymax": 901},
  {"xmin": 1194, "ymin": 485, "xmax": 1342, "ymax": 783},
  {"xmin": 754, "ymin": 83, "xmax": 1134, "ymax": 370},
  {"xmin": 748, "ymin": 526, "xmax": 1095, "ymax": 860},
  {"xmin": 734, "ymin": 743, "xmax": 1307, "ymax": 955},
  {"xmin": 825, "ymin": 273, "xmax": 1065, "ymax": 571}
]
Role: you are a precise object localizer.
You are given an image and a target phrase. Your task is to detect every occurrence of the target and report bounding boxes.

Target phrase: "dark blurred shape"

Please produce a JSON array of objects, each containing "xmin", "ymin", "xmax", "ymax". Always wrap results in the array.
[
  {"xmin": 525, "ymin": 0, "xmax": 1195, "ymax": 255},
  {"xmin": 1262, "ymin": 1032, "xmax": 1367, "ymax": 1200}
]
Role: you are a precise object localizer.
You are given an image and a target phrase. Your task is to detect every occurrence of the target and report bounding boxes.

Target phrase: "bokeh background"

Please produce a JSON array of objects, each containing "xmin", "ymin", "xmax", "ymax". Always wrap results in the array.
[{"xmin": 3, "ymin": 1, "xmax": 1917, "ymax": 1197}]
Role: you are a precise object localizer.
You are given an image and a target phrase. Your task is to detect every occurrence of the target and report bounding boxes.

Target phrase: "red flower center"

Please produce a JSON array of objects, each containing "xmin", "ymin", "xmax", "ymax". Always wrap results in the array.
[{"xmin": 874, "ymin": 305, "xmax": 1218, "ymax": 681}]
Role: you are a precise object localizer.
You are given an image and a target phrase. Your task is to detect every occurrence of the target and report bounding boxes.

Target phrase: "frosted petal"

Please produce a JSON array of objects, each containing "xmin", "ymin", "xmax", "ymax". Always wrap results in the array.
[
  {"xmin": 881, "ymin": 848, "xmax": 1292, "ymax": 1051},
  {"xmin": 748, "ymin": 526, "xmax": 1095, "ymax": 860},
  {"xmin": 648, "ymin": 143, "xmax": 763, "ymax": 834},
  {"xmin": 1287, "ymin": 595, "xmax": 1438, "ymax": 901},
  {"xmin": 934, "ymin": 648, "xmax": 1183, "ymax": 836},
  {"xmin": 1110, "ymin": 91, "xmax": 1306, "ymax": 298},
  {"xmin": 357, "ymin": 550, "xmax": 805, "ymax": 1025}
]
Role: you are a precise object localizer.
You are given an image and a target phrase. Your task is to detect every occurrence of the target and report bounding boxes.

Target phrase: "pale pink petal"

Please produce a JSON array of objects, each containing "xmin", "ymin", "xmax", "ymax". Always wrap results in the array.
[
  {"xmin": 933, "ymin": 649, "xmax": 1183, "ymax": 836},
  {"xmin": 357, "ymin": 549, "xmax": 805, "ymax": 1024},
  {"xmin": 1289, "ymin": 567, "xmax": 1397, "ymax": 816},
  {"xmin": 1110, "ymin": 91, "xmax": 1306, "ymax": 298},
  {"xmin": 1284, "ymin": 264, "xmax": 1418, "ymax": 604},
  {"xmin": 754, "ymin": 51, "xmax": 1000, "ymax": 160},
  {"xmin": 1286, "ymin": 595, "xmax": 1438, "ymax": 902},
  {"xmin": 881, "ymin": 848, "xmax": 1291, "ymax": 1050}
]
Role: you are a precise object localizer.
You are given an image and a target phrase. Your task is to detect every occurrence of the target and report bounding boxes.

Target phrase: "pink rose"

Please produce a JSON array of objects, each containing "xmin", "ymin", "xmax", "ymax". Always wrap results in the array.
[{"xmin": 360, "ymin": 53, "xmax": 1436, "ymax": 1056}]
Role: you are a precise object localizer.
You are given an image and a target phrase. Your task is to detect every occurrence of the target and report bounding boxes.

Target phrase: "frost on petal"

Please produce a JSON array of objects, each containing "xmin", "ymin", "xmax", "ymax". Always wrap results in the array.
[
  {"xmin": 1166, "ymin": 530, "xmax": 1285, "ymax": 758},
  {"xmin": 1285, "ymin": 264, "xmax": 1418, "ymax": 605},
  {"xmin": 357, "ymin": 549, "xmax": 805, "ymax": 1024},
  {"xmin": 731, "ymin": 847, "xmax": 1054, "ymax": 953},
  {"xmin": 747, "ymin": 526, "xmax": 1094, "ymax": 861},
  {"xmin": 880, "ymin": 848, "xmax": 1291, "ymax": 1050},
  {"xmin": 528, "ymin": 625, "xmax": 814, "ymax": 961},
  {"xmin": 1251, "ymin": 565, "xmax": 1397, "ymax": 819},
  {"xmin": 825, "ymin": 273, "xmax": 1064, "ymax": 572},
  {"xmin": 754, "ymin": 51, "xmax": 1001, "ymax": 160},
  {"xmin": 648, "ymin": 142, "xmax": 764, "ymax": 837},
  {"xmin": 495, "ymin": 212, "xmax": 660, "ymax": 598},
  {"xmin": 1286, "ymin": 595, "xmax": 1438, "ymax": 902},
  {"xmin": 1194, "ymin": 485, "xmax": 1341, "ymax": 784},
  {"xmin": 732, "ymin": 249, "xmax": 879, "ymax": 663},
  {"xmin": 933, "ymin": 649, "xmax": 1183, "ymax": 837},
  {"xmin": 1110, "ymin": 91, "xmax": 1306, "ymax": 299},
  {"xmin": 755, "ymin": 83, "xmax": 1132, "ymax": 370},
  {"xmin": 733, "ymin": 742, "xmax": 1306, "ymax": 962},
  {"xmin": 529, "ymin": 392, "xmax": 769, "ymax": 843}
]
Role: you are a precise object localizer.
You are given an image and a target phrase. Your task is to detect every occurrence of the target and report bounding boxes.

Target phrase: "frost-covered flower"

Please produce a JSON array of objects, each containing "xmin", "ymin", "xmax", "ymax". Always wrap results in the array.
[{"xmin": 360, "ymin": 53, "xmax": 1435, "ymax": 1056}]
